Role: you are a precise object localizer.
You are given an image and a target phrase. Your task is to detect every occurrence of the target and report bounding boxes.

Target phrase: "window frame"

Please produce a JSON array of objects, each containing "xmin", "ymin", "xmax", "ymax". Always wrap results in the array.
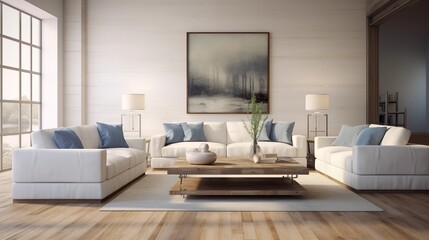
[{"xmin": 0, "ymin": 1, "xmax": 42, "ymax": 171}]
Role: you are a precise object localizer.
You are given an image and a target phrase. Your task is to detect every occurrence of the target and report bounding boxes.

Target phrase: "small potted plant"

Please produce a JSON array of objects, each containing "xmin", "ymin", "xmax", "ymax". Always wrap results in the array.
[{"xmin": 243, "ymin": 95, "xmax": 268, "ymax": 163}]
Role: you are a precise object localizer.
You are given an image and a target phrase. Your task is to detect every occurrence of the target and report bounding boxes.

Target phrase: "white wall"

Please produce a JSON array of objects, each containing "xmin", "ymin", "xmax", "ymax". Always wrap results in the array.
[
  {"xmin": 66, "ymin": 0, "xmax": 367, "ymax": 137},
  {"xmin": 63, "ymin": 0, "xmax": 86, "ymax": 126},
  {"xmin": 379, "ymin": 0, "xmax": 429, "ymax": 132}
]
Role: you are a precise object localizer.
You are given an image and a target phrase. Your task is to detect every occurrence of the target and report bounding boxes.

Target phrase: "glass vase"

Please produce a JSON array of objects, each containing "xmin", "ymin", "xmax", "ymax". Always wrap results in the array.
[{"xmin": 249, "ymin": 139, "xmax": 262, "ymax": 163}]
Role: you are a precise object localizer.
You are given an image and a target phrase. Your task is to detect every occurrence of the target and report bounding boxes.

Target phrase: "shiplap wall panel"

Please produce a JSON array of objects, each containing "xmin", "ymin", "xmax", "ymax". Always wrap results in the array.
[
  {"xmin": 74, "ymin": 0, "xmax": 367, "ymax": 137},
  {"xmin": 64, "ymin": 0, "xmax": 86, "ymax": 126}
]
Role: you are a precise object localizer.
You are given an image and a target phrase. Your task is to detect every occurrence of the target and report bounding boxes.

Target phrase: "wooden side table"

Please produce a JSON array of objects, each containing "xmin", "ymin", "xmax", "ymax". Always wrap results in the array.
[
  {"xmin": 307, "ymin": 139, "xmax": 315, "ymax": 169},
  {"xmin": 145, "ymin": 138, "xmax": 151, "ymax": 166}
]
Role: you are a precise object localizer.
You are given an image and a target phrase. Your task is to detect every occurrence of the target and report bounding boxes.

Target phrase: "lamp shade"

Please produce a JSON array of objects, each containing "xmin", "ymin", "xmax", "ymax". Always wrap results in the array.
[
  {"xmin": 305, "ymin": 94, "xmax": 329, "ymax": 111},
  {"xmin": 122, "ymin": 94, "xmax": 145, "ymax": 110}
]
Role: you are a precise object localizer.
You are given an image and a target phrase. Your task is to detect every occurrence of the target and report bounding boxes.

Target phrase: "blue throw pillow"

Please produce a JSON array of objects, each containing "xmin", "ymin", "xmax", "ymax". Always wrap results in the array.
[
  {"xmin": 163, "ymin": 123, "xmax": 185, "ymax": 145},
  {"xmin": 181, "ymin": 122, "xmax": 207, "ymax": 142},
  {"xmin": 258, "ymin": 118, "xmax": 273, "ymax": 141},
  {"xmin": 53, "ymin": 128, "xmax": 84, "ymax": 149},
  {"xmin": 96, "ymin": 122, "xmax": 129, "ymax": 148},
  {"xmin": 270, "ymin": 122, "xmax": 295, "ymax": 145},
  {"xmin": 354, "ymin": 127, "xmax": 387, "ymax": 145},
  {"xmin": 331, "ymin": 124, "xmax": 369, "ymax": 147}
]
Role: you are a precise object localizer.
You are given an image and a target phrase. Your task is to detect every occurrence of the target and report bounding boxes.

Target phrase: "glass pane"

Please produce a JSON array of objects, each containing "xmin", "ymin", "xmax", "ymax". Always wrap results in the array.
[
  {"xmin": 2, "ymin": 38, "xmax": 20, "ymax": 68},
  {"xmin": 32, "ymin": 104, "xmax": 40, "ymax": 131},
  {"xmin": 2, "ymin": 5, "xmax": 19, "ymax": 39},
  {"xmin": 2, "ymin": 102, "xmax": 19, "ymax": 134},
  {"xmin": 3, "ymin": 69, "xmax": 19, "ymax": 100},
  {"xmin": 2, "ymin": 135, "xmax": 19, "ymax": 170},
  {"xmin": 32, "ymin": 18, "xmax": 41, "ymax": 46},
  {"xmin": 32, "ymin": 74, "xmax": 40, "ymax": 101},
  {"xmin": 21, "ymin": 104, "xmax": 31, "ymax": 132},
  {"xmin": 32, "ymin": 47, "xmax": 40, "ymax": 72},
  {"xmin": 21, "ymin": 134, "xmax": 31, "ymax": 148},
  {"xmin": 21, "ymin": 13, "xmax": 31, "ymax": 43},
  {"xmin": 21, "ymin": 72, "xmax": 31, "ymax": 101},
  {"xmin": 21, "ymin": 44, "xmax": 31, "ymax": 70}
]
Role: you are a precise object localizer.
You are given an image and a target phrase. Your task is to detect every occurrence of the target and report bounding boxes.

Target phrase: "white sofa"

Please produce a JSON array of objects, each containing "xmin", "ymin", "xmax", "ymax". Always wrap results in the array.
[
  {"xmin": 150, "ymin": 121, "xmax": 307, "ymax": 168},
  {"xmin": 12, "ymin": 125, "xmax": 147, "ymax": 200},
  {"xmin": 315, "ymin": 124, "xmax": 429, "ymax": 190}
]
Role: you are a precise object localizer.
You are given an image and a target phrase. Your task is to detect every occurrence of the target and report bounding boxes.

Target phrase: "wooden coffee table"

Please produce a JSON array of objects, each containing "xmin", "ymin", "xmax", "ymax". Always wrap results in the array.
[{"xmin": 166, "ymin": 157, "xmax": 309, "ymax": 196}]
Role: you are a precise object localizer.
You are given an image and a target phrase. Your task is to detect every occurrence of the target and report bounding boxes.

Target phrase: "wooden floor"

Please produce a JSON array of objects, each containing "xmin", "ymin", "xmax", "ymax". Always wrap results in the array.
[{"xmin": 1, "ymin": 170, "xmax": 428, "ymax": 240}]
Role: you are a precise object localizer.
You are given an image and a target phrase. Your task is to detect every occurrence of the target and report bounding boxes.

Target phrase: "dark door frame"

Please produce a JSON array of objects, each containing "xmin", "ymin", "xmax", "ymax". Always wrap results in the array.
[
  {"xmin": 367, "ymin": 0, "xmax": 429, "ymax": 144},
  {"xmin": 367, "ymin": 0, "xmax": 422, "ymax": 123}
]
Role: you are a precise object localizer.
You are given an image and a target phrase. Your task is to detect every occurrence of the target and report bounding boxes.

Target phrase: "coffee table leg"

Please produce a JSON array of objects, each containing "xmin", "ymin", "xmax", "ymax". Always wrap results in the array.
[
  {"xmin": 178, "ymin": 174, "xmax": 188, "ymax": 198},
  {"xmin": 283, "ymin": 174, "xmax": 299, "ymax": 184},
  {"xmin": 179, "ymin": 174, "xmax": 187, "ymax": 186}
]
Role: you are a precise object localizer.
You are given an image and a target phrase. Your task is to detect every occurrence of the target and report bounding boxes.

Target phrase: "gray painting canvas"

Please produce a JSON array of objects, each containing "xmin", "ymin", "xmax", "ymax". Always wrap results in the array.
[{"xmin": 187, "ymin": 33, "xmax": 269, "ymax": 113}]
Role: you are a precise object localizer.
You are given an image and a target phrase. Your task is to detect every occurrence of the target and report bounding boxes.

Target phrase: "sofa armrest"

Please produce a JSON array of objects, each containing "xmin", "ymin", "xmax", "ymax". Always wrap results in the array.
[
  {"xmin": 352, "ymin": 145, "xmax": 429, "ymax": 175},
  {"xmin": 292, "ymin": 135, "xmax": 307, "ymax": 157},
  {"xmin": 314, "ymin": 136, "xmax": 337, "ymax": 152},
  {"xmin": 149, "ymin": 134, "xmax": 166, "ymax": 157},
  {"xmin": 13, "ymin": 148, "xmax": 107, "ymax": 183},
  {"xmin": 125, "ymin": 138, "xmax": 146, "ymax": 151}
]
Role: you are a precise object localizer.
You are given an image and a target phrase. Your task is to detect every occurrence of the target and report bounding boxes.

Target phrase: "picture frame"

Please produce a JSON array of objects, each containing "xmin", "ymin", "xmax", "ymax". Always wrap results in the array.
[{"xmin": 187, "ymin": 32, "xmax": 270, "ymax": 114}]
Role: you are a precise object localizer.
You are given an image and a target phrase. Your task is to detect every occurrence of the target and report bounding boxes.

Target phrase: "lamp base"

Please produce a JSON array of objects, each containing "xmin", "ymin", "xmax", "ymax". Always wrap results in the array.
[
  {"xmin": 121, "ymin": 113, "xmax": 141, "ymax": 138},
  {"xmin": 307, "ymin": 113, "xmax": 328, "ymax": 139}
]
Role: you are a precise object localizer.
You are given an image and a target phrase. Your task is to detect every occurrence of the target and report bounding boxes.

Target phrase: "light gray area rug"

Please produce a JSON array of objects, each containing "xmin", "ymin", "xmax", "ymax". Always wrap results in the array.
[{"xmin": 101, "ymin": 173, "xmax": 382, "ymax": 212}]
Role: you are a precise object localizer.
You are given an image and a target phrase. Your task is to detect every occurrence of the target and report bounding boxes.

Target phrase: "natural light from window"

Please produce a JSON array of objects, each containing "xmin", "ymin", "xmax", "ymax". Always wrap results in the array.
[{"xmin": 1, "ymin": 2, "xmax": 41, "ymax": 171}]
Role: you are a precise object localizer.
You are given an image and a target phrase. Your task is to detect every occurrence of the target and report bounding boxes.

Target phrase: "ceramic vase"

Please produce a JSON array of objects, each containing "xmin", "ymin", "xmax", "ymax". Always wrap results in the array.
[{"xmin": 249, "ymin": 139, "xmax": 262, "ymax": 163}]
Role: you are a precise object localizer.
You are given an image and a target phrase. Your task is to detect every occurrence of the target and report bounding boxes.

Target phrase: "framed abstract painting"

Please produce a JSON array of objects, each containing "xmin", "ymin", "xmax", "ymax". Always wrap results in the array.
[{"xmin": 187, "ymin": 32, "xmax": 270, "ymax": 114}]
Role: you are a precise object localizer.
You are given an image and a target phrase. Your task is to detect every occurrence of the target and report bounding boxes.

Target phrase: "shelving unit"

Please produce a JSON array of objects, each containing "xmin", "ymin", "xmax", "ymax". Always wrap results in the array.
[{"xmin": 379, "ymin": 92, "xmax": 407, "ymax": 127}]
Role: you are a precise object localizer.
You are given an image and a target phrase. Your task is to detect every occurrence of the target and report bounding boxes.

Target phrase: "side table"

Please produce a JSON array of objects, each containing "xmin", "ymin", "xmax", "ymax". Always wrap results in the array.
[
  {"xmin": 307, "ymin": 139, "xmax": 315, "ymax": 169},
  {"xmin": 145, "ymin": 138, "xmax": 151, "ymax": 166}
]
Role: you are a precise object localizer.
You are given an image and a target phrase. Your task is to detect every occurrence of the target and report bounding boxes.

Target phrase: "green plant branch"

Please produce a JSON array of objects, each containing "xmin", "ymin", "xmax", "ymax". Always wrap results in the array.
[{"xmin": 243, "ymin": 95, "xmax": 268, "ymax": 140}]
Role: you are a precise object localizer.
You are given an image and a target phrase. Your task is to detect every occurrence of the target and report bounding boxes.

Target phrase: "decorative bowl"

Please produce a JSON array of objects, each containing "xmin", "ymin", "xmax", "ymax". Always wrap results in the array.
[{"xmin": 185, "ymin": 145, "xmax": 217, "ymax": 165}]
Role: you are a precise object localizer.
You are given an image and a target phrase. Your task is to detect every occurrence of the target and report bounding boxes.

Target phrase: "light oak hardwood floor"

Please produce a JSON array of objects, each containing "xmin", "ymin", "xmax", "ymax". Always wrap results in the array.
[{"xmin": 1, "ymin": 169, "xmax": 428, "ymax": 240}]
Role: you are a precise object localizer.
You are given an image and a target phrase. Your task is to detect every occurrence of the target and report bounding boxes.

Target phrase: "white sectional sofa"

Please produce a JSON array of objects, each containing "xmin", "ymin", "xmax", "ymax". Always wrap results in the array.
[
  {"xmin": 150, "ymin": 121, "xmax": 307, "ymax": 168},
  {"xmin": 12, "ymin": 125, "xmax": 147, "ymax": 200},
  {"xmin": 315, "ymin": 124, "xmax": 429, "ymax": 190}
]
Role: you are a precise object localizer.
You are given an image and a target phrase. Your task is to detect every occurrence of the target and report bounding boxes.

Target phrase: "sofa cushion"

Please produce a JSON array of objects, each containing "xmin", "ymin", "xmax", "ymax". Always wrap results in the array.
[
  {"xmin": 31, "ymin": 129, "xmax": 59, "ymax": 149},
  {"xmin": 32, "ymin": 125, "xmax": 101, "ymax": 149},
  {"xmin": 106, "ymin": 154, "xmax": 130, "ymax": 179},
  {"xmin": 163, "ymin": 122, "xmax": 185, "ymax": 145},
  {"xmin": 369, "ymin": 124, "xmax": 410, "ymax": 145},
  {"xmin": 162, "ymin": 142, "xmax": 227, "ymax": 157},
  {"xmin": 53, "ymin": 128, "xmax": 84, "ymax": 149},
  {"xmin": 107, "ymin": 148, "xmax": 145, "ymax": 168},
  {"xmin": 227, "ymin": 141, "xmax": 297, "ymax": 157},
  {"xmin": 181, "ymin": 122, "xmax": 206, "ymax": 142},
  {"xmin": 329, "ymin": 150, "xmax": 353, "ymax": 172},
  {"xmin": 96, "ymin": 122, "xmax": 129, "ymax": 148},
  {"xmin": 226, "ymin": 122, "xmax": 252, "ymax": 144},
  {"xmin": 354, "ymin": 127, "xmax": 387, "ymax": 145},
  {"xmin": 70, "ymin": 125, "xmax": 101, "ymax": 149},
  {"xmin": 315, "ymin": 146, "xmax": 352, "ymax": 163},
  {"xmin": 270, "ymin": 122, "xmax": 294, "ymax": 145},
  {"xmin": 258, "ymin": 118, "xmax": 273, "ymax": 141},
  {"xmin": 258, "ymin": 141, "xmax": 298, "ymax": 157},
  {"xmin": 203, "ymin": 122, "xmax": 227, "ymax": 144},
  {"xmin": 352, "ymin": 145, "xmax": 429, "ymax": 175},
  {"xmin": 332, "ymin": 124, "xmax": 368, "ymax": 147}
]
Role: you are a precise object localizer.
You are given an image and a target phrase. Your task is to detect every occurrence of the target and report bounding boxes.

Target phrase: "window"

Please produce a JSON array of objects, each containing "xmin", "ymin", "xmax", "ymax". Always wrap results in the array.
[{"xmin": 0, "ymin": 2, "xmax": 41, "ymax": 171}]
